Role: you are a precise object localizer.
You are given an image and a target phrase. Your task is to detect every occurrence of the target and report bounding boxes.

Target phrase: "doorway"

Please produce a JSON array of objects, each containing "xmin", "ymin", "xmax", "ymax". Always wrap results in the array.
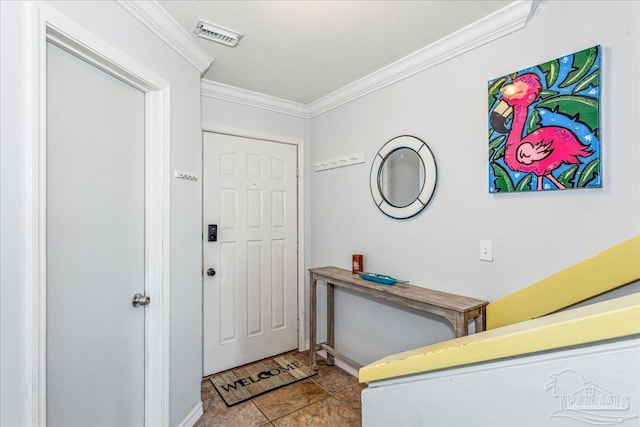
[
  {"xmin": 202, "ymin": 131, "xmax": 301, "ymax": 375},
  {"xmin": 46, "ymin": 41, "xmax": 146, "ymax": 426},
  {"xmin": 28, "ymin": 9, "xmax": 170, "ymax": 424}
]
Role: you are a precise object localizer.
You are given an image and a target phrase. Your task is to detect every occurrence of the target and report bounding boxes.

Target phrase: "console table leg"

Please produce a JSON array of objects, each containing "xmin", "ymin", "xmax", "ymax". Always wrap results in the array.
[
  {"xmin": 474, "ymin": 307, "xmax": 486, "ymax": 333},
  {"xmin": 326, "ymin": 282, "xmax": 335, "ymax": 366},
  {"xmin": 454, "ymin": 313, "xmax": 468, "ymax": 338},
  {"xmin": 309, "ymin": 274, "xmax": 318, "ymax": 370}
]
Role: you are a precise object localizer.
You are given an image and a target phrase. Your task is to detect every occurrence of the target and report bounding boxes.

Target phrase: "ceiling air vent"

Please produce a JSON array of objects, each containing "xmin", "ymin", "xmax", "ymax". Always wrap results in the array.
[{"xmin": 194, "ymin": 20, "xmax": 243, "ymax": 47}]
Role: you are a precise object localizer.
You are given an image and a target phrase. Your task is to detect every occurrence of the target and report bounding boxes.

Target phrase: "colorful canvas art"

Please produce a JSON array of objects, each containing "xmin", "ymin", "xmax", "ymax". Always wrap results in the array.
[{"xmin": 488, "ymin": 46, "xmax": 601, "ymax": 192}]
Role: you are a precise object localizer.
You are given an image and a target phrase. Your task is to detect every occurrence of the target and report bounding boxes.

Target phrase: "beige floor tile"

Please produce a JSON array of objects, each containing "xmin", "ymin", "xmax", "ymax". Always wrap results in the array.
[
  {"xmin": 252, "ymin": 378, "xmax": 329, "ymax": 421},
  {"xmin": 311, "ymin": 363, "xmax": 359, "ymax": 394},
  {"xmin": 201, "ymin": 378, "xmax": 218, "ymax": 402},
  {"xmin": 196, "ymin": 393, "xmax": 269, "ymax": 427},
  {"xmin": 272, "ymin": 396, "xmax": 360, "ymax": 427},
  {"xmin": 333, "ymin": 383, "xmax": 367, "ymax": 414}
]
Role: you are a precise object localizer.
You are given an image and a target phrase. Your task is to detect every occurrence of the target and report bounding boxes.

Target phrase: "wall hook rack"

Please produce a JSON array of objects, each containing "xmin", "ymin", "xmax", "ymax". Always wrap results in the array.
[{"xmin": 312, "ymin": 152, "xmax": 365, "ymax": 172}]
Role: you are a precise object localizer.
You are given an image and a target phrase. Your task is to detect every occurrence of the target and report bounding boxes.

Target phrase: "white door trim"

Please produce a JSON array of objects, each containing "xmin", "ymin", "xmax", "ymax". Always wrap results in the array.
[
  {"xmin": 25, "ymin": 3, "xmax": 171, "ymax": 425},
  {"xmin": 202, "ymin": 123, "xmax": 306, "ymax": 353}
]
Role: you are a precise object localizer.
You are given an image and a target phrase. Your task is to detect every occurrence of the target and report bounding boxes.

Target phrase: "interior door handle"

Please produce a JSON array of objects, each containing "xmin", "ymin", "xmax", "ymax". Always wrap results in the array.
[
  {"xmin": 132, "ymin": 293, "xmax": 150, "ymax": 307},
  {"xmin": 206, "ymin": 268, "xmax": 216, "ymax": 277}
]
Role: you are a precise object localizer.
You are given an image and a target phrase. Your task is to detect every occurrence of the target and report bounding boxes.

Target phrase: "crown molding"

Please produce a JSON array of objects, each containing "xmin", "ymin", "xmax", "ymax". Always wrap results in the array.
[
  {"xmin": 201, "ymin": 80, "xmax": 310, "ymax": 119},
  {"xmin": 306, "ymin": 0, "xmax": 536, "ymax": 117},
  {"xmin": 200, "ymin": 0, "xmax": 537, "ymax": 118},
  {"xmin": 117, "ymin": 0, "xmax": 214, "ymax": 74}
]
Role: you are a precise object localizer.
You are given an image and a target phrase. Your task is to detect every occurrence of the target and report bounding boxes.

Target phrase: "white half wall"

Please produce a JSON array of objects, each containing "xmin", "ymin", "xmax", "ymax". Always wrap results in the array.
[
  {"xmin": 362, "ymin": 336, "xmax": 640, "ymax": 426},
  {"xmin": 309, "ymin": 0, "xmax": 640, "ymax": 366},
  {"xmin": 0, "ymin": 1, "xmax": 204, "ymax": 425}
]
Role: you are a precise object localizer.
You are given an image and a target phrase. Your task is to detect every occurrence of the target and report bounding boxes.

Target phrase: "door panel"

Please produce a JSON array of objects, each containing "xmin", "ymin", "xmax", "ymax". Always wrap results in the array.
[
  {"xmin": 247, "ymin": 240, "xmax": 262, "ymax": 336},
  {"xmin": 46, "ymin": 42, "xmax": 145, "ymax": 426},
  {"xmin": 203, "ymin": 132, "xmax": 298, "ymax": 375}
]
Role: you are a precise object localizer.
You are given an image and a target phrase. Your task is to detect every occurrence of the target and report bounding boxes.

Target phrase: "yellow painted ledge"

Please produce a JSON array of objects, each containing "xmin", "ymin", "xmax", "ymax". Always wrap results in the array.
[
  {"xmin": 487, "ymin": 235, "xmax": 640, "ymax": 330},
  {"xmin": 359, "ymin": 293, "xmax": 640, "ymax": 383}
]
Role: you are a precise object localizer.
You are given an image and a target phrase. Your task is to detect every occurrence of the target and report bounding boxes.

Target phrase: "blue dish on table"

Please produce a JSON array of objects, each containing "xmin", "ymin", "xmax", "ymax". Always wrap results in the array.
[{"xmin": 358, "ymin": 272, "xmax": 397, "ymax": 285}]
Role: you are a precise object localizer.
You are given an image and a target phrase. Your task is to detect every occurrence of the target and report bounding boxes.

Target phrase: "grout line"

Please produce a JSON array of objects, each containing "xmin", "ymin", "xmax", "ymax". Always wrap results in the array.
[
  {"xmin": 333, "ymin": 393, "xmax": 362, "ymax": 420},
  {"xmin": 258, "ymin": 395, "xmax": 333, "ymax": 423},
  {"xmin": 251, "ymin": 399, "xmax": 272, "ymax": 425}
]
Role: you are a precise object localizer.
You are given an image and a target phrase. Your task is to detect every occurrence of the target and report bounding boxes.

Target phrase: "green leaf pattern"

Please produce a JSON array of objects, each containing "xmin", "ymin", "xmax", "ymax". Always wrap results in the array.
[
  {"xmin": 492, "ymin": 163, "xmax": 515, "ymax": 192},
  {"xmin": 557, "ymin": 165, "xmax": 578, "ymax": 188},
  {"xmin": 539, "ymin": 59, "xmax": 560, "ymax": 87},
  {"xmin": 573, "ymin": 70, "xmax": 600, "ymax": 94},
  {"xmin": 577, "ymin": 159, "xmax": 600, "ymax": 187},
  {"xmin": 515, "ymin": 174, "xmax": 533, "ymax": 191},
  {"xmin": 559, "ymin": 46, "xmax": 598, "ymax": 88},
  {"xmin": 536, "ymin": 95, "xmax": 599, "ymax": 134}
]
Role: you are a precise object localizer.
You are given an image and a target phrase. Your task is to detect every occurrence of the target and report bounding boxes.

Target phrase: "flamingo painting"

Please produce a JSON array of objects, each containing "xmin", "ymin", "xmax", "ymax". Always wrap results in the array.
[
  {"xmin": 488, "ymin": 45, "xmax": 601, "ymax": 193},
  {"xmin": 491, "ymin": 73, "xmax": 592, "ymax": 191}
]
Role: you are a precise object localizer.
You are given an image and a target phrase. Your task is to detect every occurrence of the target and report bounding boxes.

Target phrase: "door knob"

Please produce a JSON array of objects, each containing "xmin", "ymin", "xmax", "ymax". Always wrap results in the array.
[
  {"xmin": 206, "ymin": 268, "xmax": 216, "ymax": 277},
  {"xmin": 132, "ymin": 293, "xmax": 150, "ymax": 307}
]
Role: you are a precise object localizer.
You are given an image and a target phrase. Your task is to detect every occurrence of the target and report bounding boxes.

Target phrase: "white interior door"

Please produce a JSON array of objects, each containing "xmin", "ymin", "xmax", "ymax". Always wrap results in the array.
[
  {"xmin": 46, "ymin": 42, "xmax": 146, "ymax": 426},
  {"xmin": 203, "ymin": 132, "xmax": 298, "ymax": 375}
]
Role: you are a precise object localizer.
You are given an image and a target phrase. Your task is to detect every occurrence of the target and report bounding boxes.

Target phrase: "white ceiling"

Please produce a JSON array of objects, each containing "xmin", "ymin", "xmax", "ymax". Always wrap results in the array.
[{"xmin": 159, "ymin": 1, "xmax": 513, "ymax": 105}]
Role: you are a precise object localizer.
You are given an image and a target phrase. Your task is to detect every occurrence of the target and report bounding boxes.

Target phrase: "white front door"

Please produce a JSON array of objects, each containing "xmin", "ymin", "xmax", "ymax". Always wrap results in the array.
[
  {"xmin": 46, "ymin": 42, "xmax": 146, "ymax": 426},
  {"xmin": 203, "ymin": 132, "xmax": 298, "ymax": 375}
]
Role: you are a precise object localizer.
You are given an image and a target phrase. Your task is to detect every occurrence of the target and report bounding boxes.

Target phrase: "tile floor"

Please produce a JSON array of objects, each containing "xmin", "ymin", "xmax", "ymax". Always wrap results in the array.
[{"xmin": 197, "ymin": 350, "xmax": 366, "ymax": 427}]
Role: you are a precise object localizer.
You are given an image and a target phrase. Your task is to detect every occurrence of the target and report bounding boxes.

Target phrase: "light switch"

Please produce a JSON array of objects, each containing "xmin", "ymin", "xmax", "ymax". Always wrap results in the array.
[{"xmin": 480, "ymin": 240, "xmax": 493, "ymax": 262}]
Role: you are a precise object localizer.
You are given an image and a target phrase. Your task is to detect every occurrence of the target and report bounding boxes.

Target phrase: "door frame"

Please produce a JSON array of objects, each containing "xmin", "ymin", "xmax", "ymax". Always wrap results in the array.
[
  {"xmin": 202, "ymin": 123, "xmax": 306, "ymax": 356},
  {"xmin": 25, "ymin": 3, "xmax": 171, "ymax": 425}
]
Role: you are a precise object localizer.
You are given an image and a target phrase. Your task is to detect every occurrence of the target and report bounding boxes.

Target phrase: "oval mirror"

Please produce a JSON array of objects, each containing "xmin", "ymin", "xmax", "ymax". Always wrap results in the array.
[
  {"xmin": 379, "ymin": 148, "xmax": 425, "ymax": 208},
  {"xmin": 370, "ymin": 135, "xmax": 437, "ymax": 219}
]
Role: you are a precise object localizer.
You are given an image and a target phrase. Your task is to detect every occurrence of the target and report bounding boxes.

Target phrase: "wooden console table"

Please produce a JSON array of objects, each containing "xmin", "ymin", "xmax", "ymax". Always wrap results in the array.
[{"xmin": 309, "ymin": 266, "xmax": 488, "ymax": 371}]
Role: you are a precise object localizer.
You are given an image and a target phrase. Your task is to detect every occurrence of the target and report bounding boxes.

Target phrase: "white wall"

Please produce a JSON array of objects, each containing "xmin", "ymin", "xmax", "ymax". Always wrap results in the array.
[
  {"xmin": 0, "ymin": 1, "xmax": 203, "ymax": 425},
  {"xmin": 309, "ymin": 0, "xmax": 640, "ymax": 366},
  {"xmin": 1, "ymin": 2, "xmax": 30, "ymax": 424},
  {"xmin": 202, "ymin": 98, "xmax": 310, "ymax": 143}
]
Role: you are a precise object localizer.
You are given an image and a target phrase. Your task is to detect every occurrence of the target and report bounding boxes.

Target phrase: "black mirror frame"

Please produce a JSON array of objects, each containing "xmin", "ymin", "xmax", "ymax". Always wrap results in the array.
[{"xmin": 370, "ymin": 135, "xmax": 437, "ymax": 219}]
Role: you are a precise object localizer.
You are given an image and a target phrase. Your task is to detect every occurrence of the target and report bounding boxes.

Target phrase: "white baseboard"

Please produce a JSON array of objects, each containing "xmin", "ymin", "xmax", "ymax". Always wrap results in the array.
[
  {"xmin": 303, "ymin": 340, "xmax": 360, "ymax": 379},
  {"xmin": 177, "ymin": 401, "xmax": 203, "ymax": 427}
]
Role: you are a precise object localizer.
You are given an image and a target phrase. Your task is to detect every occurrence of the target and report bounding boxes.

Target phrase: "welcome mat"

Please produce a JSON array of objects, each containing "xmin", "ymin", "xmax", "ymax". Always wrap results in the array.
[{"xmin": 210, "ymin": 355, "xmax": 317, "ymax": 406}]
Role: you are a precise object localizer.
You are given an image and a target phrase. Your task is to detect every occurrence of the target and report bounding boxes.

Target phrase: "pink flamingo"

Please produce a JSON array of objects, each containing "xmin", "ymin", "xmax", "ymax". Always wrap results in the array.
[{"xmin": 490, "ymin": 73, "xmax": 592, "ymax": 190}]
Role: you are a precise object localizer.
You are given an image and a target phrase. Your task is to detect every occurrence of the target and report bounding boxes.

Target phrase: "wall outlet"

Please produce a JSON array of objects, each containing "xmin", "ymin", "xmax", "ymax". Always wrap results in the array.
[{"xmin": 480, "ymin": 240, "xmax": 493, "ymax": 262}]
